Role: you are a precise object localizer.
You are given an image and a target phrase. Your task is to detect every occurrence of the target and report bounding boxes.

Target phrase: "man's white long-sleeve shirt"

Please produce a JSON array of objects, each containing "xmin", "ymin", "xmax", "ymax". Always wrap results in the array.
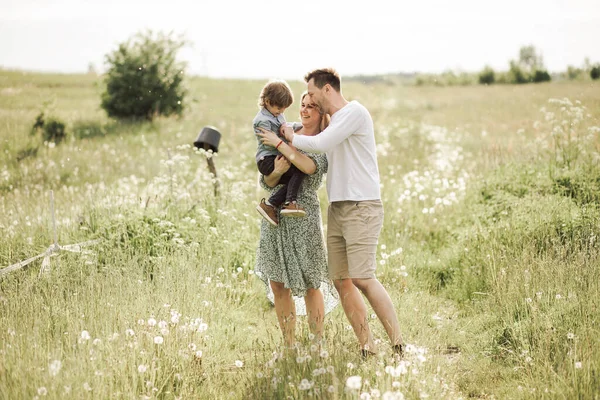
[{"xmin": 292, "ymin": 101, "xmax": 381, "ymax": 202}]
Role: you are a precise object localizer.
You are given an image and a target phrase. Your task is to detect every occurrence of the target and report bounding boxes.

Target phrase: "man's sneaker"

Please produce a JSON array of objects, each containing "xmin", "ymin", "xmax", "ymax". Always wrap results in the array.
[
  {"xmin": 392, "ymin": 344, "xmax": 404, "ymax": 359},
  {"xmin": 256, "ymin": 199, "xmax": 278, "ymax": 226},
  {"xmin": 280, "ymin": 202, "xmax": 306, "ymax": 217},
  {"xmin": 360, "ymin": 349, "xmax": 377, "ymax": 360}
]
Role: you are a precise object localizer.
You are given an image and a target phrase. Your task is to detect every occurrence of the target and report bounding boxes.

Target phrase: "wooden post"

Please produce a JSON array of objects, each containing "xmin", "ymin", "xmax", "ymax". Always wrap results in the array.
[{"xmin": 204, "ymin": 145, "xmax": 219, "ymax": 197}]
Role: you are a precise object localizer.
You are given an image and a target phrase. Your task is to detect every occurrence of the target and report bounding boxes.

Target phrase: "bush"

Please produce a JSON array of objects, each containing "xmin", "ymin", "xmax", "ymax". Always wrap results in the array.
[
  {"xmin": 566, "ymin": 65, "xmax": 584, "ymax": 80},
  {"xmin": 72, "ymin": 120, "xmax": 107, "ymax": 139},
  {"xmin": 532, "ymin": 69, "xmax": 551, "ymax": 83},
  {"xmin": 495, "ymin": 72, "xmax": 509, "ymax": 84},
  {"xmin": 478, "ymin": 66, "xmax": 496, "ymax": 85},
  {"xmin": 101, "ymin": 30, "xmax": 187, "ymax": 121},
  {"xmin": 31, "ymin": 112, "xmax": 67, "ymax": 144},
  {"xmin": 508, "ymin": 61, "xmax": 528, "ymax": 84},
  {"xmin": 591, "ymin": 65, "xmax": 600, "ymax": 80},
  {"xmin": 43, "ymin": 118, "xmax": 67, "ymax": 143}
]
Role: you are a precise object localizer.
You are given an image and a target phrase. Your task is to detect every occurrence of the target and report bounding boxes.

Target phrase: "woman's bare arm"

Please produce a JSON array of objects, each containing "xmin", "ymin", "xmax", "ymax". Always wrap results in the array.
[
  {"xmin": 256, "ymin": 128, "xmax": 317, "ymax": 175},
  {"xmin": 275, "ymin": 142, "xmax": 316, "ymax": 175}
]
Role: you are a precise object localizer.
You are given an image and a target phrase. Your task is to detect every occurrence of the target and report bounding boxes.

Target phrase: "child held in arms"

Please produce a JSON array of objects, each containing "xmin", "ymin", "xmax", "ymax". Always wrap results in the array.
[{"xmin": 253, "ymin": 79, "xmax": 306, "ymax": 226}]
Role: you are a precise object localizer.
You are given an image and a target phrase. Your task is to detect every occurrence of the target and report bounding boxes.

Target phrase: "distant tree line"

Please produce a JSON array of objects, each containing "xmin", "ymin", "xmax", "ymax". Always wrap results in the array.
[{"xmin": 413, "ymin": 45, "xmax": 599, "ymax": 87}]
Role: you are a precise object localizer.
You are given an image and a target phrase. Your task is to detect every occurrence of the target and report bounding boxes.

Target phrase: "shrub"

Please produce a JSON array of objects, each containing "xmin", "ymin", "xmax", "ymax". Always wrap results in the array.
[
  {"xmin": 43, "ymin": 118, "xmax": 67, "ymax": 143},
  {"xmin": 532, "ymin": 69, "xmax": 551, "ymax": 83},
  {"xmin": 566, "ymin": 65, "xmax": 584, "ymax": 80},
  {"xmin": 72, "ymin": 120, "xmax": 106, "ymax": 139},
  {"xmin": 478, "ymin": 66, "xmax": 496, "ymax": 85},
  {"xmin": 591, "ymin": 64, "xmax": 600, "ymax": 80},
  {"xmin": 508, "ymin": 61, "xmax": 528, "ymax": 84},
  {"xmin": 101, "ymin": 30, "xmax": 187, "ymax": 121},
  {"xmin": 495, "ymin": 72, "xmax": 509, "ymax": 84},
  {"xmin": 31, "ymin": 112, "xmax": 67, "ymax": 144}
]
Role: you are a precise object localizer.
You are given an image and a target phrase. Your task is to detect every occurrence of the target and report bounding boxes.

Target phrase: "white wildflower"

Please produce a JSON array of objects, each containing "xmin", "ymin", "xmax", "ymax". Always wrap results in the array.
[
  {"xmin": 49, "ymin": 360, "xmax": 62, "ymax": 377},
  {"xmin": 346, "ymin": 375, "xmax": 362, "ymax": 390}
]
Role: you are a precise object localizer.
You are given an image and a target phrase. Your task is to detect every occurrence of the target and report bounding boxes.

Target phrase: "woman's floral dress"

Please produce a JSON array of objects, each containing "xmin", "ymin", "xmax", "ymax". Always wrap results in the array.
[{"xmin": 255, "ymin": 152, "xmax": 337, "ymax": 315}]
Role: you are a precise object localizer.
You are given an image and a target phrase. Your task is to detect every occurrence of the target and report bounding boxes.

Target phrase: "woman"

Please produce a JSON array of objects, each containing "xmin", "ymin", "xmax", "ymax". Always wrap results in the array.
[{"xmin": 255, "ymin": 93, "xmax": 336, "ymax": 349}]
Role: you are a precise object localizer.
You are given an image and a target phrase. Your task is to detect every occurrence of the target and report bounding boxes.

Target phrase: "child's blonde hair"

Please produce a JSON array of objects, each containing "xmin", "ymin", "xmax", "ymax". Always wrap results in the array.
[{"xmin": 258, "ymin": 79, "xmax": 294, "ymax": 109}]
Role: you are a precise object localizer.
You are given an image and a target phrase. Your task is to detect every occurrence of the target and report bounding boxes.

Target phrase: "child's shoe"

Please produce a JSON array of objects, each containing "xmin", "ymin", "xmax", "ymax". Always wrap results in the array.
[
  {"xmin": 280, "ymin": 201, "xmax": 306, "ymax": 217},
  {"xmin": 256, "ymin": 199, "xmax": 279, "ymax": 226}
]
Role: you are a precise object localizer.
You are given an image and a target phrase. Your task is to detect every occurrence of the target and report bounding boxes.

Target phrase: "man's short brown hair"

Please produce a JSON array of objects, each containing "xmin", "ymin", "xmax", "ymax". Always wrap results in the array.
[
  {"xmin": 258, "ymin": 79, "xmax": 294, "ymax": 108},
  {"xmin": 304, "ymin": 68, "xmax": 341, "ymax": 92}
]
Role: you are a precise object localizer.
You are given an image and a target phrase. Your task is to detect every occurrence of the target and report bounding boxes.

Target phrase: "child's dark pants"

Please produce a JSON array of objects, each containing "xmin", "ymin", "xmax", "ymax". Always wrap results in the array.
[{"xmin": 258, "ymin": 155, "xmax": 305, "ymax": 207}]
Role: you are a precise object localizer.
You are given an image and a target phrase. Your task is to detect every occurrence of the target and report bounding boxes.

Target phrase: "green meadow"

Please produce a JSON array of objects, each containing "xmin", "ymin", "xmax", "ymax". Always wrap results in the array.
[{"xmin": 1, "ymin": 69, "xmax": 599, "ymax": 399}]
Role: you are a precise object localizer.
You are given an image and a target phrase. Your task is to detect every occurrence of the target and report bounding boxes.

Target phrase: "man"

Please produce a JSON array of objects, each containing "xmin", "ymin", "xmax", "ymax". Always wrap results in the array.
[{"xmin": 282, "ymin": 68, "xmax": 404, "ymax": 357}]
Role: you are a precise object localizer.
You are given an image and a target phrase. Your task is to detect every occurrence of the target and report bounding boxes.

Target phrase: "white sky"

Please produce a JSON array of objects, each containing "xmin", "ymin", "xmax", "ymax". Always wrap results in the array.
[{"xmin": 1, "ymin": 0, "xmax": 599, "ymax": 79}]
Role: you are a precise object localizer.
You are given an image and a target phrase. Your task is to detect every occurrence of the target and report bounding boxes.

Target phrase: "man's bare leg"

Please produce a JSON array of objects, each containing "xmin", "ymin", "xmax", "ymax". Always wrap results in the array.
[{"xmin": 352, "ymin": 278, "xmax": 403, "ymax": 347}]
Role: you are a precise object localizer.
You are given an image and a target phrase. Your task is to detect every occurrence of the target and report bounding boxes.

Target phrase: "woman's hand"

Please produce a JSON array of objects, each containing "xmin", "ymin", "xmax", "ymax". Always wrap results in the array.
[
  {"xmin": 257, "ymin": 127, "xmax": 282, "ymax": 148},
  {"xmin": 264, "ymin": 155, "xmax": 291, "ymax": 188},
  {"xmin": 273, "ymin": 155, "xmax": 291, "ymax": 175}
]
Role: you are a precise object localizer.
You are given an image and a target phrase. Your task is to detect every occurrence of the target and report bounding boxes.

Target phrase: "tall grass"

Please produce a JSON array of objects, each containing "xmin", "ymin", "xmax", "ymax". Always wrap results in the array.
[{"xmin": 1, "ymin": 70, "xmax": 599, "ymax": 398}]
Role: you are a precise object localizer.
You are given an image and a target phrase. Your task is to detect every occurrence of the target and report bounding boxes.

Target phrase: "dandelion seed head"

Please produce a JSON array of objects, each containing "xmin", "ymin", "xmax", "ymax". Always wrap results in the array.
[
  {"xmin": 49, "ymin": 360, "xmax": 62, "ymax": 377},
  {"xmin": 346, "ymin": 375, "xmax": 362, "ymax": 390}
]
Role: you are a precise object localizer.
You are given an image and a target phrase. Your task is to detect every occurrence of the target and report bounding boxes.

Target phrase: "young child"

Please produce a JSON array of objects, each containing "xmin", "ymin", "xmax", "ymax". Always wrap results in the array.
[{"xmin": 254, "ymin": 79, "xmax": 306, "ymax": 226}]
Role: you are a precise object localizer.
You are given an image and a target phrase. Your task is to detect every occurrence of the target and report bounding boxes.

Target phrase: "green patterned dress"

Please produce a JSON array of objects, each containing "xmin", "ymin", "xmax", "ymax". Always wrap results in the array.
[{"xmin": 255, "ymin": 152, "xmax": 338, "ymax": 315}]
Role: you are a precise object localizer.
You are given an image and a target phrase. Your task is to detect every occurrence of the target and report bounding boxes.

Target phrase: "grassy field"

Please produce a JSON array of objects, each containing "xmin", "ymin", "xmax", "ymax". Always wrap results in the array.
[{"xmin": 1, "ymin": 69, "xmax": 599, "ymax": 399}]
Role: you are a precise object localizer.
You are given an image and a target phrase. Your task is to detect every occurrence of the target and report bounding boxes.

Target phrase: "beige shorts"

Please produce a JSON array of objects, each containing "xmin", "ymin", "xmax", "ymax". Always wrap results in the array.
[{"xmin": 327, "ymin": 200, "xmax": 384, "ymax": 280}]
